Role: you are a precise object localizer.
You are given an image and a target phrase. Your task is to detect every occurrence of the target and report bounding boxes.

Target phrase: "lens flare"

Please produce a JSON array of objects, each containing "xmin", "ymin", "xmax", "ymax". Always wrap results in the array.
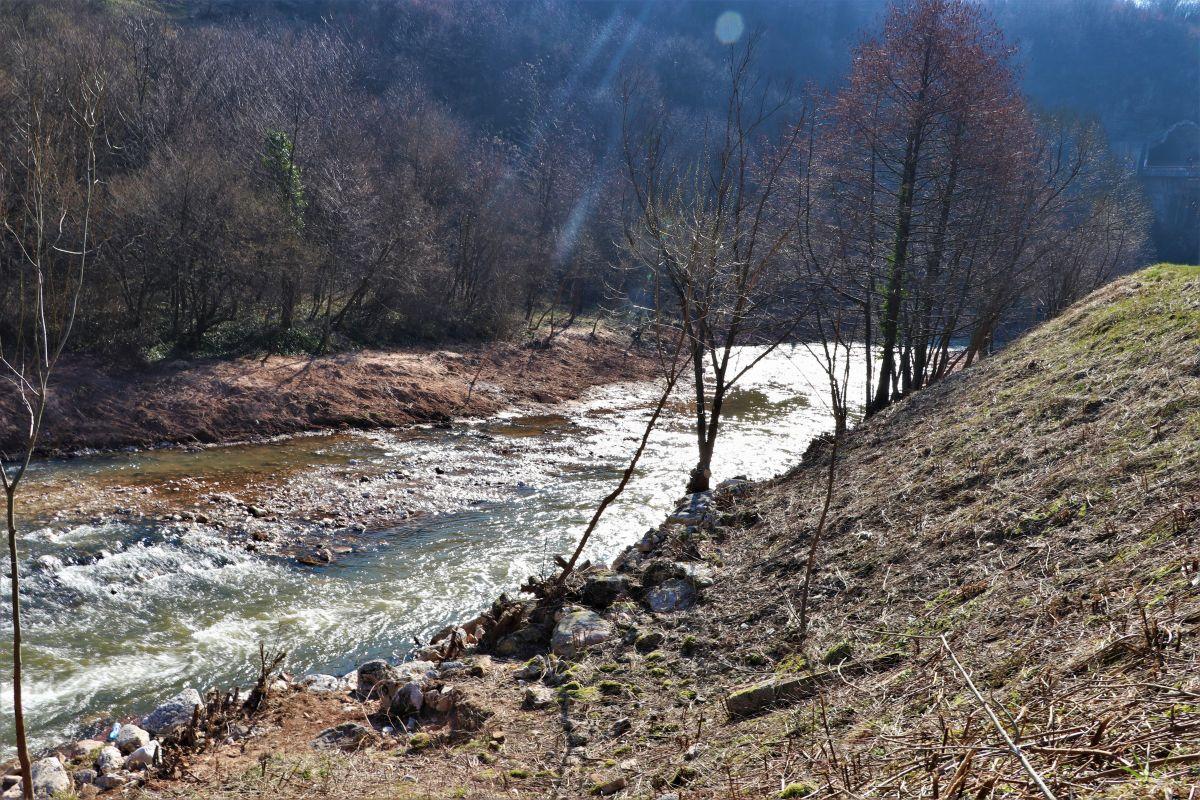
[{"xmin": 715, "ymin": 10, "xmax": 744, "ymax": 44}]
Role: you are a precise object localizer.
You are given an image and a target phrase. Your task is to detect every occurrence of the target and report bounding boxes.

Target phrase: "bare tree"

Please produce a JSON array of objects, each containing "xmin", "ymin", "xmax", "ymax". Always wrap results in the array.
[
  {"xmin": 621, "ymin": 36, "xmax": 806, "ymax": 493},
  {"xmin": 0, "ymin": 33, "xmax": 101, "ymax": 797}
]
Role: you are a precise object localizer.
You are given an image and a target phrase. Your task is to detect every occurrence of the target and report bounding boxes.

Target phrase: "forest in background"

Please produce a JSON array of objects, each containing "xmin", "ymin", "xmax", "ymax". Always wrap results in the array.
[{"xmin": 0, "ymin": 0, "xmax": 1192, "ymax": 363}]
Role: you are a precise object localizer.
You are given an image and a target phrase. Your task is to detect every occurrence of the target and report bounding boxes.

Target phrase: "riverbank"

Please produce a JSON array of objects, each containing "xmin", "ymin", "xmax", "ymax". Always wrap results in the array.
[
  {"xmin": 0, "ymin": 328, "xmax": 654, "ymax": 456},
  {"xmin": 7, "ymin": 266, "xmax": 1199, "ymax": 799}
]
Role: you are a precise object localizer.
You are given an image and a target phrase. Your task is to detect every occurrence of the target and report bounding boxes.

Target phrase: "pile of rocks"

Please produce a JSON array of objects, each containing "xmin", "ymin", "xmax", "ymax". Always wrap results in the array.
[
  {"xmin": 310, "ymin": 656, "xmax": 493, "ymax": 752},
  {"xmin": 4, "ymin": 688, "xmax": 200, "ymax": 798}
]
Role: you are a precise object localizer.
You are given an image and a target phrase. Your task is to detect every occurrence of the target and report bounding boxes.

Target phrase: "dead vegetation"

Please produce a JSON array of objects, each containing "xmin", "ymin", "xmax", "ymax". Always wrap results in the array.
[
  {"xmin": 0, "ymin": 327, "xmax": 652, "ymax": 456},
  {"xmin": 118, "ymin": 265, "xmax": 1200, "ymax": 800}
]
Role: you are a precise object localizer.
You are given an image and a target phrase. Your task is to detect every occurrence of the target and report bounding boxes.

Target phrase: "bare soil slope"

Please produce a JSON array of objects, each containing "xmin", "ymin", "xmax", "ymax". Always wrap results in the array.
[{"xmin": 0, "ymin": 328, "xmax": 651, "ymax": 454}]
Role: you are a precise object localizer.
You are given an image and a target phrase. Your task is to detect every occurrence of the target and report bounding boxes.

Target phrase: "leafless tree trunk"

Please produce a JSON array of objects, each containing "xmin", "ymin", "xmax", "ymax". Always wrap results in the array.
[
  {"xmin": 0, "ymin": 46, "xmax": 100, "ymax": 798},
  {"xmin": 620, "ymin": 36, "xmax": 806, "ymax": 493},
  {"xmin": 796, "ymin": 308, "xmax": 855, "ymax": 640}
]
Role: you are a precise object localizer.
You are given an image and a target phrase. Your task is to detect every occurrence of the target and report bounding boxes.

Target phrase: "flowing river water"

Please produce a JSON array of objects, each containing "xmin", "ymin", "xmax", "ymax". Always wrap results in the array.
[{"xmin": 1, "ymin": 344, "xmax": 864, "ymax": 755}]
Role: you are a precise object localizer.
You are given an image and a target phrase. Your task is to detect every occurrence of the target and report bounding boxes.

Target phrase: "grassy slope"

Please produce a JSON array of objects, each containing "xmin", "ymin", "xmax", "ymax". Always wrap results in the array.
[
  {"xmin": 133, "ymin": 265, "xmax": 1200, "ymax": 800},
  {"xmin": 694, "ymin": 262, "xmax": 1200, "ymax": 797}
]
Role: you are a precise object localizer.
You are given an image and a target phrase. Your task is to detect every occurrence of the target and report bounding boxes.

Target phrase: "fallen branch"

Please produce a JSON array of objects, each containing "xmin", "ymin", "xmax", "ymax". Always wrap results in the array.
[
  {"xmin": 941, "ymin": 634, "xmax": 1059, "ymax": 800},
  {"xmin": 1085, "ymin": 751, "xmax": 1200, "ymax": 780},
  {"xmin": 555, "ymin": 330, "xmax": 686, "ymax": 584}
]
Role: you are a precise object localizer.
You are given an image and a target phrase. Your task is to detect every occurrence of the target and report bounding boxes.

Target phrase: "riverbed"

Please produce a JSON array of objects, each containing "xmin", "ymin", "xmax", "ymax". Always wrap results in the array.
[{"xmin": 1, "ymin": 344, "xmax": 863, "ymax": 755}]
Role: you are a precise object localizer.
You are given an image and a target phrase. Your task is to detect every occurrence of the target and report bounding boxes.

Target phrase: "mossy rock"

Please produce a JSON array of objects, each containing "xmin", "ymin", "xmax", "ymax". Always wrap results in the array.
[
  {"xmin": 822, "ymin": 641, "xmax": 852, "ymax": 664},
  {"xmin": 507, "ymin": 768, "xmax": 530, "ymax": 779},
  {"xmin": 780, "ymin": 782, "xmax": 815, "ymax": 798},
  {"xmin": 598, "ymin": 680, "xmax": 626, "ymax": 696},
  {"xmin": 558, "ymin": 681, "xmax": 600, "ymax": 702},
  {"xmin": 408, "ymin": 732, "xmax": 434, "ymax": 752}
]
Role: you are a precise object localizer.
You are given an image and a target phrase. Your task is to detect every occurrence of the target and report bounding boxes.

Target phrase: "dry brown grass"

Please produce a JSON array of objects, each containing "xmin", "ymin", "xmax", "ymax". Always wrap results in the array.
[{"xmin": 130, "ymin": 265, "xmax": 1200, "ymax": 799}]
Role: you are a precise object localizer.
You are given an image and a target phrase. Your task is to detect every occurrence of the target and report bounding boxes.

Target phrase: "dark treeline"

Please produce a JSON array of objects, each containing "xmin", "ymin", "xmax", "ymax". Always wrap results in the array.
[
  {"xmin": 616, "ymin": 0, "xmax": 1153, "ymax": 488},
  {"xmin": 0, "ymin": 0, "xmax": 1185, "ymax": 362}
]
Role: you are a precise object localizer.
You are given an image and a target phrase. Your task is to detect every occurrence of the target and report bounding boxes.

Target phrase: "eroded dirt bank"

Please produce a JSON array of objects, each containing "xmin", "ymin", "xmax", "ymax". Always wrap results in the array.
[{"xmin": 0, "ymin": 329, "xmax": 653, "ymax": 455}]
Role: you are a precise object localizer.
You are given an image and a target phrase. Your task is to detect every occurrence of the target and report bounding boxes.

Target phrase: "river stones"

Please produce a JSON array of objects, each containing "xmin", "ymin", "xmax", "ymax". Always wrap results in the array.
[
  {"xmin": 115, "ymin": 723, "xmax": 150, "ymax": 754},
  {"xmin": 142, "ymin": 687, "xmax": 202, "ymax": 735},
  {"xmin": 551, "ymin": 609, "xmax": 613, "ymax": 657},
  {"xmin": 356, "ymin": 660, "xmax": 398, "ymax": 697},
  {"xmin": 94, "ymin": 746, "xmax": 124, "ymax": 774},
  {"xmin": 313, "ymin": 722, "xmax": 375, "ymax": 751},
  {"xmin": 647, "ymin": 578, "xmax": 696, "ymax": 613},
  {"xmin": 581, "ymin": 573, "xmax": 630, "ymax": 609},
  {"xmin": 31, "ymin": 757, "xmax": 70, "ymax": 798},
  {"xmin": 126, "ymin": 741, "xmax": 160, "ymax": 770}
]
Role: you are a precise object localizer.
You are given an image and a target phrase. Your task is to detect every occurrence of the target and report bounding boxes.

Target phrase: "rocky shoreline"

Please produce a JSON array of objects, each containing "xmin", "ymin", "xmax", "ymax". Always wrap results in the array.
[{"xmin": 4, "ymin": 478, "xmax": 743, "ymax": 798}]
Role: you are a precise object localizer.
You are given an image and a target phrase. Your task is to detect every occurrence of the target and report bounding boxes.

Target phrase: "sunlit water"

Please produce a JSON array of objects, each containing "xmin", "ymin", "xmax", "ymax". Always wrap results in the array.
[{"xmin": 0, "ymin": 344, "xmax": 864, "ymax": 755}]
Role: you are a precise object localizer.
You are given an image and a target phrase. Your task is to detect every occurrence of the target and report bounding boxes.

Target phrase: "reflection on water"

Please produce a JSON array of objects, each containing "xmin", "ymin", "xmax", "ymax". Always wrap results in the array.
[{"xmin": 0, "ymin": 344, "xmax": 863, "ymax": 753}]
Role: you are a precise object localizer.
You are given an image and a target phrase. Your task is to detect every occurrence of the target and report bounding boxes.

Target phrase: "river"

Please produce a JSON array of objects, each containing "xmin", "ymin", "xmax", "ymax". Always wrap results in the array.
[{"xmin": 0, "ymin": 344, "xmax": 864, "ymax": 755}]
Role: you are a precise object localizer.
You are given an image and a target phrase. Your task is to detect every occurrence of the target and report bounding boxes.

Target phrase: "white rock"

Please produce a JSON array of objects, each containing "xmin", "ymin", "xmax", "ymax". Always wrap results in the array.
[
  {"xmin": 31, "ymin": 757, "xmax": 70, "ymax": 797},
  {"xmin": 115, "ymin": 723, "xmax": 150, "ymax": 754},
  {"xmin": 126, "ymin": 741, "xmax": 160, "ymax": 770},
  {"xmin": 95, "ymin": 746, "xmax": 124, "ymax": 774}
]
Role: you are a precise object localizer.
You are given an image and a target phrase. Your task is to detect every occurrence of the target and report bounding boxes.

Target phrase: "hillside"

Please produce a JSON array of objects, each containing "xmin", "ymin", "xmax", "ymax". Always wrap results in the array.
[{"xmin": 24, "ymin": 265, "xmax": 1196, "ymax": 799}]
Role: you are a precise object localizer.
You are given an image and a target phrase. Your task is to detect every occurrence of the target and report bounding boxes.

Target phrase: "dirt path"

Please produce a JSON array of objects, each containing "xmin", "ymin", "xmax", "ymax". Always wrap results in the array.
[{"xmin": 0, "ymin": 328, "xmax": 655, "ymax": 455}]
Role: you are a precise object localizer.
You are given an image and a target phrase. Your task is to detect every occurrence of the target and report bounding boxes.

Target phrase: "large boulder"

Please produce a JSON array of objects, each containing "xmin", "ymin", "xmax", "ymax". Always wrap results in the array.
[
  {"xmin": 31, "ymin": 757, "xmax": 70, "ymax": 798},
  {"xmin": 551, "ymin": 609, "xmax": 613, "ymax": 657},
  {"xmin": 142, "ymin": 687, "xmax": 202, "ymax": 735}
]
